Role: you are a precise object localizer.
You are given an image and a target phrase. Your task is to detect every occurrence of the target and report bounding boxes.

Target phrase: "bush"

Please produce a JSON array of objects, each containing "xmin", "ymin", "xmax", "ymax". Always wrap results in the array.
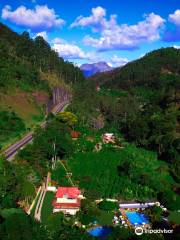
[
  {"xmin": 98, "ymin": 200, "xmax": 118, "ymax": 211},
  {"xmin": 0, "ymin": 110, "xmax": 25, "ymax": 144}
]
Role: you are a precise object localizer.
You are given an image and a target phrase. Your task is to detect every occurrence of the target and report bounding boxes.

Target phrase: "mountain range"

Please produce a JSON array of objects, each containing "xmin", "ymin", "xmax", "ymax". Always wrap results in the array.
[{"xmin": 80, "ymin": 62, "xmax": 113, "ymax": 77}]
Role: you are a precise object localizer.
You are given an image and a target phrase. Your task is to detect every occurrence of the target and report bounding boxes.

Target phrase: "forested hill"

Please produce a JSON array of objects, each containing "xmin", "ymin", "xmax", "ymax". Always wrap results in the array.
[
  {"xmin": 73, "ymin": 47, "xmax": 180, "ymax": 182},
  {"xmin": 0, "ymin": 22, "xmax": 84, "ymax": 148},
  {"xmin": 0, "ymin": 22, "xmax": 84, "ymax": 90},
  {"xmin": 91, "ymin": 47, "xmax": 180, "ymax": 91}
]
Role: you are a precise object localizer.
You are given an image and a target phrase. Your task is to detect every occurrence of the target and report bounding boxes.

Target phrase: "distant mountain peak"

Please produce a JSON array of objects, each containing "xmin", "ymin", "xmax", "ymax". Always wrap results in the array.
[{"xmin": 80, "ymin": 62, "xmax": 113, "ymax": 77}]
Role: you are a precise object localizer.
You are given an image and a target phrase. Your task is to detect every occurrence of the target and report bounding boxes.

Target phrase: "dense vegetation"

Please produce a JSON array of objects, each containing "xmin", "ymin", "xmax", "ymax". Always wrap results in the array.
[
  {"xmin": 66, "ymin": 48, "xmax": 180, "ymax": 238},
  {"xmin": 0, "ymin": 110, "xmax": 25, "ymax": 148},
  {"xmin": 0, "ymin": 22, "xmax": 180, "ymax": 239},
  {"xmin": 67, "ymin": 131, "xmax": 179, "ymax": 209},
  {"xmin": 0, "ymin": 22, "xmax": 84, "ymax": 90},
  {"xmin": 0, "ymin": 117, "xmax": 94, "ymax": 239},
  {"xmin": 0, "ymin": 22, "xmax": 84, "ymax": 148},
  {"xmin": 71, "ymin": 48, "xmax": 180, "ymax": 182},
  {"xmin": 0, "ymin": 208, "xmax": 94, "ymax": 240},
  {"xmin": 91, "ymin": 47, "xmax": 180, "ymax": 89}
]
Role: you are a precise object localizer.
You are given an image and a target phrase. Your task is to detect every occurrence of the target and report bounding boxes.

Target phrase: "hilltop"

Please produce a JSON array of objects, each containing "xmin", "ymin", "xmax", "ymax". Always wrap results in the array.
[{"xmin": 91, "ymin": 47, "xmax": 180, "ymax": 91}]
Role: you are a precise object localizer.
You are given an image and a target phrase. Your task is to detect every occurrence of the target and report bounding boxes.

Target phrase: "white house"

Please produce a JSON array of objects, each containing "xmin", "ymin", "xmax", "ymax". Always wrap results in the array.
[
  {"xmin": 52, "ymin": 187, "xmax": 82, "ymax": 215},
  {"xmin": 102, "ymin": 133, "xmax": 115, "ymax": 143}
]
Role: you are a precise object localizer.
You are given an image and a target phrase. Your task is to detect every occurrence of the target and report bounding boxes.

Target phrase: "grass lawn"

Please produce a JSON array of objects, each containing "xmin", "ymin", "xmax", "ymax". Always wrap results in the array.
[
  {"xmin": 41, "ymin": 191, "xmax": 55, "ymax": 224},
  {"xmin": 168, "ymin": 211, "xmax": 180, "ymax": 224},
  {"xmin": 96, "ymin": 210, "xmax": 114, "ymax": 225}
]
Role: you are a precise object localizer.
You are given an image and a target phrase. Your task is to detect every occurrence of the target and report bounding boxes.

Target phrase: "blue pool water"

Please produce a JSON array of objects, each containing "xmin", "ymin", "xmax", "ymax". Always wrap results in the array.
[
  {"xmin": 126, "ymin": 212, "xmax": 149, "ymax": 225},
  {"xmin": 88, "ymin": 226, "xmax": 112, "ymax": 238}
]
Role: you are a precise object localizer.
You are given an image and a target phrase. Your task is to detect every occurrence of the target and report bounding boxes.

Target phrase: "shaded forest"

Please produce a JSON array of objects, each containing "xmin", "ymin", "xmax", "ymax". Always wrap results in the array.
[
  {"xmin": 71, "ymin": 48, "xmax": 180, "ymax": 183},
  {"xmin": 0, "ymin": 22, "xmax": 84, "ymax": 91}
]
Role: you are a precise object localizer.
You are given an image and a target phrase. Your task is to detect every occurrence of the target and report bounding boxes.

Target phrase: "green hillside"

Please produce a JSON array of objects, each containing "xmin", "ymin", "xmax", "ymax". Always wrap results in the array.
[
  {"xmin": 91, "ymin": 47, "xmax": 180, "ymax": 90},
  {"xmin": 0, "ymin": 22, "xmax": 84, "ymax": 148},
  {"xmin": 71, "ymin": 47, "xmax": 180, "ymax": 183},
  {"xmin": 1, "ymin": 39, "xmax": 180, "ymax": 239}
]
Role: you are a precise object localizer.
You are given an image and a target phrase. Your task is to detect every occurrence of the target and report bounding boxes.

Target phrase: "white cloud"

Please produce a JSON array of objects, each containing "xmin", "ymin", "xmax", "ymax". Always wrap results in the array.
[
  {"xmin": 72, "ymin": 7, "xmax": 165, "ymax": 51},
  {"xmin": 173, "ymin": 45, "xmax": 180, "ymax": 49},
  {"xmin": 35, "ymin": 31, "xmax": 48, "ymax": 40},
  {"xmin": 71, "ymin": 6, "xmax": 108, "ymax": 32},
  {"xmin": 52, "ymin": 39, "xmax": 98, "ymax": 60},
  {"xmin": 169, "ymin": 10, "xmax": 180, "ymax": 25},
  {"xmin": 109, "ymin": 55, "xmax": 129, "ymax": 67},
  {"xmin": 53, "ymin": 43, "xmax": 86, "ymax": 59},
  {"xmin": 51, "ymin": 37, "xmax": 67, "ymax": 44},
  {"xmin": 1, "ymin": 5, "xmax": 65, "ymax": 31},
  {"xmin": 52, "ymin": 37, "xmax": 129, "ymax": 67},
  {"xmin": 51, "ymin": 37, "xmax": 129, "ymax": 67}
]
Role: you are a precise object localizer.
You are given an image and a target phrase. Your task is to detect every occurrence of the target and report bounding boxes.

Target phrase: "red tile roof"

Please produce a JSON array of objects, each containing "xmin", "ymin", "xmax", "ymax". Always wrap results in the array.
[
  {"xmin": 71, "ymin": 131, "xmax": 81, "ymax": 139},
  {"xmin": 56, "ymin": 187, "xmax": 81, "ymax": 199}
]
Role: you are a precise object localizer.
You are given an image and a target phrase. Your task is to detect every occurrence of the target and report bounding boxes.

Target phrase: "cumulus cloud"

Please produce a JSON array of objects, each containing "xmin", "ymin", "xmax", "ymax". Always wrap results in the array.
[
  {"xmin": 71, "ymin": 6, "xmax": 108, "ymax": 32},
  {"xmin": 52, "ymin": 37, "xmax": 66, "ymax": 44},
  {"xmin": 83, "ymin": 12, "xmax": 165, "ymax": 51},
  {"xmin": 71, "ymin": 7, "xmax": 165, "ymax": 51},
  {"xmin": 53, "ymin": 42, "xmax": 86, "ymax": 59},
  {"xmin": 35, "ymin": 31, "xmax": 48, "ymax": 40},
  {"xmin": 169, "ymin": 9, "xmax": 180, "ymax": 25},
  {"xmin": 109, "ymin": 55, "xmax": 129, "ymax": 67},
  {"xmin": 1, "ymin": 5, "xmax": 65, "ymax": 31},
  {"xmin": 52, "ymin": 39, "xmax": 98, "ymax": 60},
  {"xmin": 52, "ymin": 37, "xmax": 129, "ymax": 67}
]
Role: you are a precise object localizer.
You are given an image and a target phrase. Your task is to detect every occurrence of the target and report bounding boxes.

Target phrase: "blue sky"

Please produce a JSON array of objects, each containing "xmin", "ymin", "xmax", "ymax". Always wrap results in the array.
[{"xmin": 0, "ymin": 0, "xmax": 180, "ymax": 67}]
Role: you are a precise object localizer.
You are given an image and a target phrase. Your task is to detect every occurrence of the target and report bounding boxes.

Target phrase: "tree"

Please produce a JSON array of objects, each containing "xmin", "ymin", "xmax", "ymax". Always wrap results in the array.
[
  {"xmin": 56, "ymin": 112, "xmax": 78, "ymax": 128},
  {"xmin": 19, "ymin": 181, "xmax": 36, "ymax": 206},
  {"xmin": 144, "ymin": 206, "xmax": 163, "ymax": 223},
  {"xmin": 98, "ymin": 200, "xmax": 118, "ymax": 211},
  {"xmin": 0, "ymin": 156, "xmax": 19, "ymax": 208},
  {"xmin": 2, "ymin": 209, "xmax": 33, "ymax": 240},
  {"xmin": 0, "ymin": 209, "xmax": 49, "ymax": 240}
]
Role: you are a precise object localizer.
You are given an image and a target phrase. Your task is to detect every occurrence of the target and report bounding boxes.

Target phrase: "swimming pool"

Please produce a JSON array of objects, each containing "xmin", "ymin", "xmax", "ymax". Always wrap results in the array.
[
  {"xmin": 126, "ymin": 212, "xmax": 149, "ymax": 225},
  {"xmin": 88, "ymin": 226, "xmax": 112, "ymax": 238}
]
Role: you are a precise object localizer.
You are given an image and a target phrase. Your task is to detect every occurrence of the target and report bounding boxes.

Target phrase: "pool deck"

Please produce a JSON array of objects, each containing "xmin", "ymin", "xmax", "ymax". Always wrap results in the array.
[{"xmin": 119, "ymin": 208, "xmax": 151, "ymax": 229}]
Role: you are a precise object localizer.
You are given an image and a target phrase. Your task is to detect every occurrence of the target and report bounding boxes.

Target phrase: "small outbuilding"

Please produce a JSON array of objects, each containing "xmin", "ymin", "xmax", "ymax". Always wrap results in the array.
[{"xmin": 102, "ymin": 133, "xmax": 115, "ymax": 144}]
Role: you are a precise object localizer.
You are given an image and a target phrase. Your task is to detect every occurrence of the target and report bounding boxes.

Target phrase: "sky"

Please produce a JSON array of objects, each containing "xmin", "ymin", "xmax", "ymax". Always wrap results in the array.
[{"xmin": 0, "ymin": 0, "xmax": 180, "ymax": 67}]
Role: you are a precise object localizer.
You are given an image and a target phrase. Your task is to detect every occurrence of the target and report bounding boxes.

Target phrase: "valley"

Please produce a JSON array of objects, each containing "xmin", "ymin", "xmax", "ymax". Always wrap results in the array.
[{"xmin": 0, "ymin": 19, "xmax": 180, "ymax": 240}]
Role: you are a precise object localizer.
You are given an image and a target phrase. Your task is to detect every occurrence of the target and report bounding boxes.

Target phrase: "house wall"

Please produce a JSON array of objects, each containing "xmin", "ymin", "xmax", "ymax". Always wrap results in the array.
[
  {"xmin": 53, "ymin": 208, "xmax": 79, "ymax": 215},
  {"xmin": 47, "ymin": 186, "xmax": 57, "ymax": 192},
  {"xmin": 57, "ymin": 197, "xmax": 77, "ymax": 203}
]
